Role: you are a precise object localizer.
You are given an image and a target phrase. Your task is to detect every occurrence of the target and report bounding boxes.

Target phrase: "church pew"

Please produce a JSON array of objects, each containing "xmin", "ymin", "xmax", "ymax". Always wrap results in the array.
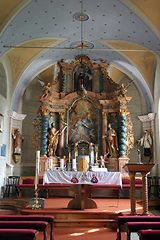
[
  {"xmin": 116, "ymin": 215, "xmax": 160, "ymax": 240},
  {"xmin": 93, "ymin": 184, "xmax": 121, "ymax": 198},
  {"xmin": 121, "ymin": 178, "xmax": 143, "ymax": 198},
  {"xmin": 0, "ymin": 229, "xmax": 39, "ymax": 240},
  {"xmin": 16, "ymin": 176, "xmax": 42, "ymax": 198},
  {"xmin": 0, "ymin": 215, "xmax": 55, "ymax": 240},
  {"xmin": 124, "ymin": 222, "xmax": 160, "ymax": 240},
  {"xmin": 0, "ymin": 221, "xmax": 49, "ymax": 240},
  {"xmin": 40, "ymin": 183, "xmax": 72, "ymax": 198},
  {"xmin": 17, "ymin": 176, "xmax": 72, "ymax": 198},
  {"xmin": 137, "ymin": 229, "xmax": 160, "ymax": 240}
]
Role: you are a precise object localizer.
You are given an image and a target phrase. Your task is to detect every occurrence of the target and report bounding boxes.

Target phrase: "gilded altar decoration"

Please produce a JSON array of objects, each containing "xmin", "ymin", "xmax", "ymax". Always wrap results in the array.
[
  {"xmin": 125, "ymin": 110, "xmax": 134, "ymax": 156},
  {"xmin": 78, "ymin": 158, "xmax": 88, "ymax": 171},
  {"xmin": 33, "ymin": 55, "xmax": 134, "ymax": 173}
]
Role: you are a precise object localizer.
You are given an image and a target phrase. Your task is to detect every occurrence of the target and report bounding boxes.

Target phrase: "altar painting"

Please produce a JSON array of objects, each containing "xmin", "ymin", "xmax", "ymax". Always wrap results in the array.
[{"xmin": 68, "ymin": 99, "xmax": 99, "ymax": 144}]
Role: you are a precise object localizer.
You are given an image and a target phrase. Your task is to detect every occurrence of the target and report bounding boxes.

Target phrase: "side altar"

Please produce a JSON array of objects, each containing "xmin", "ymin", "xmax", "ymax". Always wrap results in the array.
[{"xmin": 32, "ymin": 55, "xmax": 134, "ymax": 176}]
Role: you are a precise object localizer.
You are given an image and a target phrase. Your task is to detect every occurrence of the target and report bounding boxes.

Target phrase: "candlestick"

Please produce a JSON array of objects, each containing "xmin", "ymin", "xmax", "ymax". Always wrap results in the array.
[
  {"xmin": 32, "ymin": 150, "xmax": 41, "ymax": 210},
  {"xmin": 72, "ymin": 158, "xmax": 76, "ymax": 171},
  {"xmin": 60, "ymin": 158, "xmax": 64, "ymax": 170},
  {"xmin": 49, "ymin": 158, "xmax": 53, "ymax": 170},
  {"xmin": 68, "ymin": 151, "xmax": 71, "ymax": 163},
  {"xmin": 35, "ymin": 150, "xmax": 40, "ymax": 189}
]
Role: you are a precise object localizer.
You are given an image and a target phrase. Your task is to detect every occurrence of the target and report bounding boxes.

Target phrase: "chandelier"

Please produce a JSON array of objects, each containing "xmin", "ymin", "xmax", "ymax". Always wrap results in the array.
[{"xmin": 76, "ymin": 0, "xmax": 87, "ymax": 98}]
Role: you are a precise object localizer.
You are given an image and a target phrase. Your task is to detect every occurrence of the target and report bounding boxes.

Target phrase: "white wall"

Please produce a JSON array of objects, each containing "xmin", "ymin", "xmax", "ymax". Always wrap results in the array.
[{"xmin": 154, "ymin": 56, "xmax": 160, "ymax": 175}]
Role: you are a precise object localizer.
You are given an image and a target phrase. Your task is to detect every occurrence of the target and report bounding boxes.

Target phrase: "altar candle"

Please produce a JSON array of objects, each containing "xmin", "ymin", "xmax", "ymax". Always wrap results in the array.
[
  {"xmin": 72, "ymin": 158, "xmax": 76, "ymax": 170},
  {"xmin": 60, "ymin": 158, "xmax": 64, "ymax": 170},
  {"xmin": 35, "ymin": 150, "xmax": 40, "ymax": 190},
  {"xmin": 49, "ymin": 158, "xmax": 53, "ymax": 170}
]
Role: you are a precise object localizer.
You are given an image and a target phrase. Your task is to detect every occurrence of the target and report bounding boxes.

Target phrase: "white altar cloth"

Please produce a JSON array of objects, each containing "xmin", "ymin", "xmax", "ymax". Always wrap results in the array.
[{"xmin": 43, "ymin": 171, "xmax": 122, "ymax": 187}]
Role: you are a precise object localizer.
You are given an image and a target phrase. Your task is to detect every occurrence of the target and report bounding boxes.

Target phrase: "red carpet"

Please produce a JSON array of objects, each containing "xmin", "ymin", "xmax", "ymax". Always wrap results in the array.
[{"xmin": 21, "ymin": 197, "xmax": 144, "ymax": 215}]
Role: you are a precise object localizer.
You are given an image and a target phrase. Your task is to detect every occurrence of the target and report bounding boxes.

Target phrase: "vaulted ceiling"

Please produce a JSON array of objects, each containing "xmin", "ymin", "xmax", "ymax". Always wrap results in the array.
[{"xmin": 0, "ymin": 0, "xmax": 160, "ymax": 112}]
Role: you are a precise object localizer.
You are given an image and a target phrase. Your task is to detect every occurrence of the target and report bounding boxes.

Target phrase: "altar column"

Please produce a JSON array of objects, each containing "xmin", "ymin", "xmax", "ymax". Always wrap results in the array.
[
  {"xmin": 102, "ymin": 112, "xmax": 108, "ymax": 156},
  {"xmin": 119, "ymin": 109, "xmax": 126, "ymax": 157},
  {"xmin": 41, "ymin": 109, "xmax": 49, "ymax": 156}
]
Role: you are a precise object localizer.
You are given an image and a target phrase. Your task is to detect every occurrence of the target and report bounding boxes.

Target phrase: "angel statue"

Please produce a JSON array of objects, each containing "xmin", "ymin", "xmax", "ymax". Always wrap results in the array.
[
  {"xmin": 38, "ymin": 80, "xmax": 51, "ymax": 99},
  {"xmin": 117, "ymin": 80, "xmax": 134, "ymax": 102}
]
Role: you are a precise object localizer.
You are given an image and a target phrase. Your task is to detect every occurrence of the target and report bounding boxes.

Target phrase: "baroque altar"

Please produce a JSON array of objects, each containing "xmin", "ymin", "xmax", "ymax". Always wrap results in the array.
[{"xmin": 32, "ymin": 55, "xmax": 134, "ymax": 175}]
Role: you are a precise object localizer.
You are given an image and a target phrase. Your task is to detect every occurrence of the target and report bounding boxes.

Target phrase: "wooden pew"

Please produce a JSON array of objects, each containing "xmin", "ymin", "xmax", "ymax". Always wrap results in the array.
[
  {"xmin": 116, "ymin": 215, "xmax": 160, "ymax": 240},
  {"xmin": 16, "ymin": 176, "xmax": 72, "ymax": 198},
  {"xmin": 0, "ymin": 229, "xmax": 39, "ymax": 240},
  {"xmin": 0, "ymin": 221, "xmax": 49, "ymax": 240},
  {"xmin": 121, "ymin": 178, "xmax": 143, "ymax": 198},
  {"xmin": 93, "ymin": 184, "xmax": 121, "ymax": 198},
  {"xmin": 125, "ymin": 222, "xmax": 160, "ymax": 240},
  {"xmin": 138, "ymin": 229, "xmax": 160, "ymax": 240},
  {"xmin": 0, "ymin": 215, "xmax": 55, "ymax": 240}
]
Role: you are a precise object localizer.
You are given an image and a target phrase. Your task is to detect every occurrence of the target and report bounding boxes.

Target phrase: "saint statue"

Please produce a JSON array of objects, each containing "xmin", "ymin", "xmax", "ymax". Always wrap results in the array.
[
  {"xmin": 47, "ymin": 122, "xmax": 61, "ymax": 156},
  {"xmin": 137, "ymin": 130, "xmax": 152, "ymax": 157},
  {"xmin": 103, "ymin": 124, "xmax": 118, "ymax": 157},
  {"xmin": 12, "ymin": 129, "xmax": 24, "ymax": 155}
]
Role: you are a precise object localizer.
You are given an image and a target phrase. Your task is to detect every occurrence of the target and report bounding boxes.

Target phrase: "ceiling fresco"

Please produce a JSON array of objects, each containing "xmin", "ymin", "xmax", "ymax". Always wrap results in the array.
[{"xmin": 0, "ymin": 0, "xmax": 159, "ymax": 112}]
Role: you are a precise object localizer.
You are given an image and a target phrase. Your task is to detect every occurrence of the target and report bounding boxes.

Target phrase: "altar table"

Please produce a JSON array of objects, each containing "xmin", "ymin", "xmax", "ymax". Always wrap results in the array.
[
  {"xmin": 43, "ymin": 171, "xmax": 122, "ymax": 210},
  {"xmin": 43, "ymin": 171, "xmax": 122, "ymax": 186}
]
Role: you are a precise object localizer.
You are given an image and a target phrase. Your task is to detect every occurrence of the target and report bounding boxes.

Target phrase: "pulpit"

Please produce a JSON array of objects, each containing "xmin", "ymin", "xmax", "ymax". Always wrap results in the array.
[{"xmin": 124, "ymin": 163, "xmax": 154, "ymax": 215}]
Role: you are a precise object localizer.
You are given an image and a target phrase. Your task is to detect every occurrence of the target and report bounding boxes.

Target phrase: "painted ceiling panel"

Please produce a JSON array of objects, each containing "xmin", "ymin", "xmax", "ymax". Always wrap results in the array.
[
  {"xmin": 131, "ymin": 0, "xmax": 160, "ymax": 31},
  {"xmin": 7, "ymin": 39, "xmax": 57, "ymax": 85},
  {"xmin": 104, "ymin": 41, "xmax": 155, "ymax": 84},
  {"xmin": 0, "ymin": 0, "xmax": 23, "ymax": 26}
]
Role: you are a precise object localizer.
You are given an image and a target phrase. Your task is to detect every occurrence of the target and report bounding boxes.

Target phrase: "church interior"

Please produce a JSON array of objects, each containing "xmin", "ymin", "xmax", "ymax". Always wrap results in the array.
[{"xmin": 0, "ymin": 0, "xmax": 160, "ymax": 239}]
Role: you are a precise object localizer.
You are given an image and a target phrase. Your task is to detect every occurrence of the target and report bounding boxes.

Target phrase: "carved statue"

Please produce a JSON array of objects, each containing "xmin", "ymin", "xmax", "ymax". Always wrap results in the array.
[
  {"xmin": 42, "ymin": 82, "xmax": 51, "ymax": 98},
  {"xmin": 103, "ymin": 124, "xmax": 118, "ymax": 157},
  {"xmin": 12, "ymin": 129, "xmax": 24, "ymax": 155},
  {"xmin": 99, "ymin": 155, "xmax": 105, "ymax": 168},
  {"xmin": 117, "ymin": 80, "xmax": 134, "ymax": 102},
  {"xmin": 47, "ymin": 122, "xmax": 61, "ymax": 156},
  {"xmin": 137, "ymin": 130, "xmax": 152, "ymax": 157}
]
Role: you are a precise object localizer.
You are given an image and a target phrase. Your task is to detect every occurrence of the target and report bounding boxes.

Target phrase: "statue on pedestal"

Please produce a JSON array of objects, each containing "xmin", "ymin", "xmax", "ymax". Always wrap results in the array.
[
  {"xmin": 137, "ymin": 130, "xmax": 152, "ymax": 159},
  {"xmin": 47, "ymin": 122, "xmax": 61, "ymax": 156},
  {"xmin": 103, "ymin": 124, "xmax": 118, "ymax": 158}
]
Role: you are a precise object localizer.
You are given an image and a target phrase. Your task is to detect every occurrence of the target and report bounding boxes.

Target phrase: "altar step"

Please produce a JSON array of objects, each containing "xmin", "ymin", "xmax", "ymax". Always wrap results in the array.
[
  {"xmin": 1, "ymin": 197, "xmax": 29, "ymax": 210},
  {"xmin": 54, "ymin": 217, "xmax": 117, "ymax": 227},
  {"xmin": 51, "ymin": 212, "xmax": 118, "ymax": 227}
]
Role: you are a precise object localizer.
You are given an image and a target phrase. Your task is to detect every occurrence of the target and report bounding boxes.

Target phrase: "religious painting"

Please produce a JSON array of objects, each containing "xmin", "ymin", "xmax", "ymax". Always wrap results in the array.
[
  {"xmin": 74, "ymin": 65, "xmax": 92, "ymax": 91},
  {"xmin": 67, "ymin": 99, "xmax": 99, "ymax": 145}
]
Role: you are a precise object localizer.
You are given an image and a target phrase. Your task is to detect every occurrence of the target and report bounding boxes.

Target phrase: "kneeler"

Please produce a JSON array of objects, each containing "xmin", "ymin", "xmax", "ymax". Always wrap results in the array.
[
  {"xmin": 116, "ymin": 215, "xmax": 160, "ymax": 240},
  {"xmin": 0, "ymin": 221, "xmax": 49, "ymax": 240},
  {"xmin": 125, "ymin": 222, "xmax": 160, "ymax": 240},
  {"xmin": 0, "ymin": 215, "xmax": 55, "ymax": 240},
  {"xmin": 138, "ymin": 229, "xmax": 160, "ymax": 240},
  {"xmin": 0, "ymin": 229, "xmax": 38, "ymax": 240}
]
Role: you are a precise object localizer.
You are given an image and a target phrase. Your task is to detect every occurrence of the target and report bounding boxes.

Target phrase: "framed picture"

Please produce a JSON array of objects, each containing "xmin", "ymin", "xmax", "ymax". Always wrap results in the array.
[{"xmin": 0, "ymin": 114, "xmax": 4, "ymax": 133}]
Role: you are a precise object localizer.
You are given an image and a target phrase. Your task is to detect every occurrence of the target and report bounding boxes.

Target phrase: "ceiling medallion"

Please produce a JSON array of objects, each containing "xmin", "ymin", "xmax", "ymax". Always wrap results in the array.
[
  {"xmin": 71, "ymin": 41, "xmax": 94, "ymax": 49},
  {"xmin": 73, "ymin": 12, "xmax": 90, "ymax": 21}
]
